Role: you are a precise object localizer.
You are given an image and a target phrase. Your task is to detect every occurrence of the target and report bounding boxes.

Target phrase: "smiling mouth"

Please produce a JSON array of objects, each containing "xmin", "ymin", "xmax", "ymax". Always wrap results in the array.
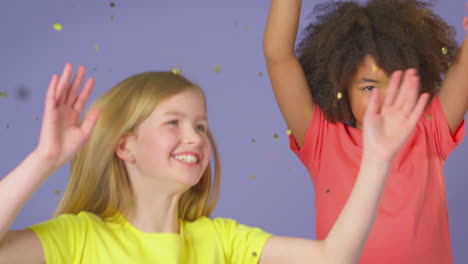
[{"xmin": 173, "ymin": 154, "xmax": 199, "ymax": 164}]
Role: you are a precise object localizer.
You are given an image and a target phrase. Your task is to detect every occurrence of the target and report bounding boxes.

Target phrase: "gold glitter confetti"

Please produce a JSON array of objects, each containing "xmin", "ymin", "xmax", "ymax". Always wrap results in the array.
[
  {"xmin": 251, "ymin": 138, "xmax": 256, "ymax": 143},
  {"xmin": 0, "ymin": 92, "xmax": 8, "ymax": 98},
  {"xmin": 425, "ymin": 114, "xmax": 433, "ymax": 120},
  {"xmin": 372, "ymin": 64, "xmax": 377, "ymax": 72},
  {"xmin": 423, "ymin": 9, "xmax": 429, "ymax": 13},
  {"xmin": 337, "ymin": 92, "xmax": 342, "ymax": 100},
  {"xmin": 250, "ymin": 174, "xmax": 256, "ymax": 180},
  {"xmin": 441, "ymin": 47, "xmax": 448, "ymax": 55},
  {"xmin": 171, "ymin": 67, "xmax": 182, "ymax": 75},
  {"xmin": 55, "ymin": 190, "xmax": 60, "ymax": 195},
  {"xmin": 53, "ymin": 23, "xmax": 63, "ymax": 31},
  {"xmin": 286, "ymin": 129, "xmax": 292, "ymax": 136},
  {"xmin": 252, "ymin": 252, "xmax": 258, "ymax": 257},
  {"xmin": 110, "ymin": 15, "xmax": 115, "ymax": 21},
  {"xmin": 258, "ymin": 72, "xmax": 263, "ymax": 77},
  {"xmin": 245, "ymin": 25, "xmax": 250, "ymax": 30},
  {"xmin": 110, "ymin": 2, "xmax": 116, "ymax": 7},
  {"xmin": 94, "ymin": 44, "xmax": 100, "ymax": 53},
  {"xmin": 213, "ymin": 65, "xmax": 221, "ymax": 73},
  {"xmin": 273, "ymin": 133, "xmax": 279, "ymax": 140}
]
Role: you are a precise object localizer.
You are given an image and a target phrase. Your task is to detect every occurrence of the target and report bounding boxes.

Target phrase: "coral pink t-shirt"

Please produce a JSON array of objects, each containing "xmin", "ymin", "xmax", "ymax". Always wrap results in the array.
[{"xmin": 290, "ymin": 95, "xmax": 464, "ymax": 264}]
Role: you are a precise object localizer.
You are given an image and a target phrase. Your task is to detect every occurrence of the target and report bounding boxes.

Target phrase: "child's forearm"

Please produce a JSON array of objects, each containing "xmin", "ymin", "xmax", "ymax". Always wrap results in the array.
[
  {"xmin": 322, "ymin": 153, "xmax": 391, "ymax": 264},
  {"xmin": 0, "ymin": 151, "xmax": 56, "ymax": 242},
  {"xmin": 263, "ymin": 0, "xmax": 302, "ymax": 59}
]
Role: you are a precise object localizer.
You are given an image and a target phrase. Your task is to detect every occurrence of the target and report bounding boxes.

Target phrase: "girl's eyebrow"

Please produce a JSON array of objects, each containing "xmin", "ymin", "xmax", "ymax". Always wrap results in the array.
[
  {"xmin": 163, "ymin": 111, "xmax": 207, "ymax": 120},
  {"xmin": 358, "ymin": 77, "xmax": 378, "ymax": 83}
]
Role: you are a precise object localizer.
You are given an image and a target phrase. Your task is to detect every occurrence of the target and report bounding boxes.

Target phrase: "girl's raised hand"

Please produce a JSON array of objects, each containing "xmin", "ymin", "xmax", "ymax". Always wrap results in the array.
[
  {"xmin": 362, "ymin": 69, "xmax": 429, "ymax": 162},
  {"xmin": 34, "ymin": 63, "xmax": 100, "ymax": 169}
]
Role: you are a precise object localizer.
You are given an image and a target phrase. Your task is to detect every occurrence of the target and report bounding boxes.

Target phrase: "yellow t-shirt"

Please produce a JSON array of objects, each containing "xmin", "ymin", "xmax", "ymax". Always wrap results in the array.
[{"xmin": 29, "ymin": 211, "xmax": 271, "ymax": 264}]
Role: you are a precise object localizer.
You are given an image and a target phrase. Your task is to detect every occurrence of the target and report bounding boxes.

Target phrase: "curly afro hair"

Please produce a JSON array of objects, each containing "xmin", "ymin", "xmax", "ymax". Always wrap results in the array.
[{"xmin": 296, "ymin": 0, "xmax": 459, "ymax": 123}]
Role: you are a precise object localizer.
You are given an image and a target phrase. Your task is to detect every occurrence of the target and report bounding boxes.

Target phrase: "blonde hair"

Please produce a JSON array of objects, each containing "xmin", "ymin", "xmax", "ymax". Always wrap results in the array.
[{"xmin": 55, "ymin": 72, "xmax": 221, "ymax": 221}]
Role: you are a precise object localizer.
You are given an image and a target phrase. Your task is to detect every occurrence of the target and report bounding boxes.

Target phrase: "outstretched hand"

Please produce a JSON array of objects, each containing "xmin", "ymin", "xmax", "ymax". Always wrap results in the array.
[
  {"xmin": 362, "ymin": 69, "xmax": 429, "ymax": 162},
  {"xmin": 34, "ymin": 64, "xmax": 100, "ymax": 168}
]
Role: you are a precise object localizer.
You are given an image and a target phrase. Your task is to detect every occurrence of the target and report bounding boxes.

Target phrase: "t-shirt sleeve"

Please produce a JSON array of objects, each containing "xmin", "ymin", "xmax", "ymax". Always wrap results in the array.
[
  {"xmin": 423, "ymin": 95, "xmax": 465, "ymax": 160},
  {"xmin": 288, "ymin": 102, "xmax": 327, "ymax": 169},
  {"xmin": 212, "ymin": 218, "xmax": 272, "ymax": 264},
  {"xmin": 28, "ymin": 213, "xmax": 86, "ymax": 264}
]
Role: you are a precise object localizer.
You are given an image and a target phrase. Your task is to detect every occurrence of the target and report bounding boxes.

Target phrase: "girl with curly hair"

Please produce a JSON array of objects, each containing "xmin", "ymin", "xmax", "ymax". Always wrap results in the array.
[{"xmin": 264, "ymin": 0, "xmax": 468, "ymax": 263}]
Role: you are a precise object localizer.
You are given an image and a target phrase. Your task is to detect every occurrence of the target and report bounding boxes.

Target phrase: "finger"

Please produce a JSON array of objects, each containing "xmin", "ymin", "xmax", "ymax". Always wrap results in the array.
[
  {"xmin": 382, "ymin": 70, "xmax": 403, "ymax": 107},
  {"xmin": 364, "ymin": 88, "xmax": 380, "ymax": 121},
  {"xmin": 65, "ymin": 65, "xmax": 86, "ymax": 105},
  {"xmin": 44, "ymin": 74, "xmax": 59, "ymax": 114},
  {"xmin": 394, "ymin": 69, "xmax": 419, "ymax": 111},
  {"xmin": 73, "ymin": 77, "xmax": 95, "ymax": 113},
  {"xmin": 80, "ymin": 108, "xmax": 101, "ymax": 140},
  {"xmin": 408, "ymin": 93, "xmax": 430, "ymax": 127},
  {"xmin": 396, "ymin": 69, "xmax": 420, "ymax": 115},
  {"xmin": 55, "ymin": 63, "xmax": 73, "ymax": 103}
]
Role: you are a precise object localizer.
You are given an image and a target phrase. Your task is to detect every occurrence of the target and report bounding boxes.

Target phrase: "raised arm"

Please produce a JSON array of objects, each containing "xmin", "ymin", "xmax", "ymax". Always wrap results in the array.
[
  {"xmin": 259, "ymin": 69, "xmax": 429, "ymax": 264},
  {"xmin": 263, "ymin": 0, "xmax": 314, "ymax": 148},
  {"xmin": 438, "ymin": 2, "xmax": 468, "ymax": 133},
  {"xmin": 0, "ymin": 64, "xmax": 99, "ymax": 263}
]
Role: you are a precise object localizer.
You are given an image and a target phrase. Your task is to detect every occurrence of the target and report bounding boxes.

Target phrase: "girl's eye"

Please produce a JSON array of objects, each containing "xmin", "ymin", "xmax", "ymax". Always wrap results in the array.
[
  {"xmin": 362, "ymin": 86, "xmax": 375, "ymax": 91},
  {"xmin": 196, "ymin": 124, "xmax": 207, "ymax": 132},
  {"xmin": 168, "ymin": 120, "xmax": 179, "ymax": 126}
]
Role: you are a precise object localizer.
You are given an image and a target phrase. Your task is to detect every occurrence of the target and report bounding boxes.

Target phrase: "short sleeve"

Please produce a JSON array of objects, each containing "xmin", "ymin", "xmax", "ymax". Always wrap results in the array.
[
  {"xmin": 423, "ymin": 95, "xmax": 465, "ymax": 160},
  {"xmin": 289, "ymin": 102, "xmax": 327, "ymax": 169},
  {"xmin": 28, "ymin": 213, "xmax": 87, "ymax": 264},
  {"xmin": 212, "ymin": 218, "xmax": 272, "ymax": 264}
]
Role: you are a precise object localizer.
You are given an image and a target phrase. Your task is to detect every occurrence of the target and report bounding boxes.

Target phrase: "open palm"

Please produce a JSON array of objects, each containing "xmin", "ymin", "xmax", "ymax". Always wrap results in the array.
[
  {"xmin": 35, "ymin": 64, "xmax": 100, "ymax": 168},
  {"xmin": 362, "ymin": 69, "xmax": 429, "ymax": 161}
]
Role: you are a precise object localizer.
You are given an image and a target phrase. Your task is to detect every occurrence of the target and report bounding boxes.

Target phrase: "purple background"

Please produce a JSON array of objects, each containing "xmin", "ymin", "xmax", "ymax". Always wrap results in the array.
[{"xmin": 1, "ymin": 0, "xmax": 466, "ymax": 262}]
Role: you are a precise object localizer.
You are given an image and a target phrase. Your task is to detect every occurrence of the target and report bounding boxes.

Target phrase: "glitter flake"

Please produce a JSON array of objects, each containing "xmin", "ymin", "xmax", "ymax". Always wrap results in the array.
[
  {"xmin": 337, "ymin": 92, "xmax": 342, "ymax": 100},
  {"xmin": 171, "ymin": 67, "xmax": 182, "ymax": 75},
  {"xmin": 441, "ymin": 47, "xmax": 448, "ymax": 55},
  {"xmin": 53, "ymin": 23, "xmax": 63, "ymax": 31}
]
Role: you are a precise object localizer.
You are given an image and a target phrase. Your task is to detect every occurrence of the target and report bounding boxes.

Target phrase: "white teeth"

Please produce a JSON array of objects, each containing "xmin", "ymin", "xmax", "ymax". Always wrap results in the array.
[{"xmin": 174, "ymin": 154, "xmax": 198, "ymax": 163}]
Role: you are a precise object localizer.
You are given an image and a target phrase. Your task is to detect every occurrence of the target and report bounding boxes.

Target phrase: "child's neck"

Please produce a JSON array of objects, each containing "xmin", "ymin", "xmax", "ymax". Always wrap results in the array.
[{"xmin": 125, "ymin": 191, "xmax": 181, "ymax": 234}]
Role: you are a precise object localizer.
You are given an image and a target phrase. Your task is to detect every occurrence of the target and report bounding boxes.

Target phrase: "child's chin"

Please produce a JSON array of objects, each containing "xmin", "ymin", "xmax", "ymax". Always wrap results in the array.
[{"xmin": 179, "ymin": 175, "xmax": 203, "ymax": 188}]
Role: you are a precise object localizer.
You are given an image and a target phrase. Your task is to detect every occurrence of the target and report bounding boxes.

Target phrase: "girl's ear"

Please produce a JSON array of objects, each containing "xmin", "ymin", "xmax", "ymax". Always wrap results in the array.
[{"xmin": 115, "ymin": 134, "xmax": 135, "ymax": 163}]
